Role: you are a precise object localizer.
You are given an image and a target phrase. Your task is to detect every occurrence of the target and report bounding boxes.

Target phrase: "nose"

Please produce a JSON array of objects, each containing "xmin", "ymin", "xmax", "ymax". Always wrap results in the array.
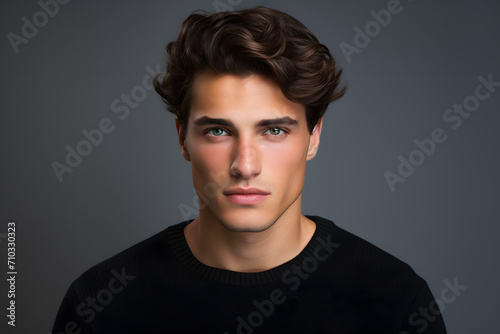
[{"xmin": 229, "ymin": 137, "xmax": 261, "ymax": 179}]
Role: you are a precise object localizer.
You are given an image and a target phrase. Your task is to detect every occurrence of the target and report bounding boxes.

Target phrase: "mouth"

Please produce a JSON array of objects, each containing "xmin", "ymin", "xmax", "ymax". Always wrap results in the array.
[{"xmin": 223, "ymin": 188, "xmax": 270, "ymax": 205}]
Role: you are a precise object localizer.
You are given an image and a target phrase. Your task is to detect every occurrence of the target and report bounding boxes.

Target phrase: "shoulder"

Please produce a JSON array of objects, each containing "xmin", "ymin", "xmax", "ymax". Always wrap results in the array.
[
  {"xmin": 311, "ymin": 215, "xmax": 427, "ymax": 292},
  {"xmin": 68, "ymin": 220, "xmax": 187, "ymax": 293},
  {"xmin": 52, "ymin": 221, "xmax": 189, "ymax": 330}
]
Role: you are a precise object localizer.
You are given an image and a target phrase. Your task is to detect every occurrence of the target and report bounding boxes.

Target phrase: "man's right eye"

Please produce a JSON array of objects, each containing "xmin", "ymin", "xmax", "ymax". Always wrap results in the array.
[{"xmin": 207, "ymin": 128, "xmax": 228, "ymax": 136}]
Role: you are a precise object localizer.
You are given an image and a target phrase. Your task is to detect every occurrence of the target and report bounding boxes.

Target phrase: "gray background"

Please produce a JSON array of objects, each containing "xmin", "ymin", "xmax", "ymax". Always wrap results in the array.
[{"xmin": 1, "ymin": 0, "xmax": 499, "ymax": 332}]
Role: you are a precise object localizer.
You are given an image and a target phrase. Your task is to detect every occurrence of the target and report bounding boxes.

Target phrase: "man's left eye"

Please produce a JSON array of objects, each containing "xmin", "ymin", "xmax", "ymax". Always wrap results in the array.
[{"xmin": 265, "ymin": 128, "xmax": 285, "ymax": 136}]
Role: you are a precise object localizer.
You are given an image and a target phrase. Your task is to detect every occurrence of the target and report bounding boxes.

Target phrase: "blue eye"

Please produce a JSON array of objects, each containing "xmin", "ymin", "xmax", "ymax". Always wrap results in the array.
[
  {"xmin": 265, "ymin": 127, "xmax": 285, "ymax": 136},
  {"xmin": 208, "ymin": 128, "xmax": 228, "ymax": 136}
]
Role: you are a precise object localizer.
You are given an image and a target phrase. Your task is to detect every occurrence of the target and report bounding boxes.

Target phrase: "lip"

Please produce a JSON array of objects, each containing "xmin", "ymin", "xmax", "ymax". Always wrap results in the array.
[
  {"xmin": 223, "ymin": 188, "xmax": 270, "ymax": 205},
  {"xmin": 223, "ymin": 187, "xmax": 269, "ymax": 195}
]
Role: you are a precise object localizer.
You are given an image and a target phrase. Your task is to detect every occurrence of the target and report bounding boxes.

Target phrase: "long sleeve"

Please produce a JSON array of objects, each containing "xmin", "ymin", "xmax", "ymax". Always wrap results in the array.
[
  {"xmin": 399, "ymin": 282, "xmax": 447, "ymax": 334},
  {"xmin": 52, "ymin": 284, "xmax": 93, "ymax": 334}
]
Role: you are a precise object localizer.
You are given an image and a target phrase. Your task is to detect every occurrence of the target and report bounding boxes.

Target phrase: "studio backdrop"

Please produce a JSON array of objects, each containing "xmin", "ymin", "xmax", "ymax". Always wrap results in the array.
[{"xmin": 1, "ymin": 0, "xmax": 499, "ymax": 332}]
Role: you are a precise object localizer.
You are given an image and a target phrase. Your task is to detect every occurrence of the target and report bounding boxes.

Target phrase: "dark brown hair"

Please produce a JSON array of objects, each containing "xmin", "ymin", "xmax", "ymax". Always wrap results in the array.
[{"xmin": 153, "ymin": 6, "xmax": 346, "ymax": 133}]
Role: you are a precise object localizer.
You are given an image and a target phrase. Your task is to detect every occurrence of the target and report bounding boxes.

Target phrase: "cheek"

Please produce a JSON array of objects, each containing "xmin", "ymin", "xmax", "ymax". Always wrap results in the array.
[
  {"xmin": 263, "ymin": 139, "xmax": 308, "ymax": 185},
  {"xmin": 189, "ymin": 142, "xmax": 231, "ymax": 185}
]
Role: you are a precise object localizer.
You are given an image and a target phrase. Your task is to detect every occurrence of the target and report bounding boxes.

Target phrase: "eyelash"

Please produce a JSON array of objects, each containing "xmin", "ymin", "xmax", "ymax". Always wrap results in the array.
[
  {"xmin": 206, "ymin": 128, "xmax": 229, "ymax": 136},
  {"xmin": 264, "ymin": 128, "xmax": 286, "ymax": 136},
  {"xmin": 204, "ymin": 127, "xmax": 289, "ymax": 137}
]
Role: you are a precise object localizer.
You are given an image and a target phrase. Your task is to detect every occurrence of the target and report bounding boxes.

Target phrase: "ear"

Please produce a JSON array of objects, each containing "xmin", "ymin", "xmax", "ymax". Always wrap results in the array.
[
  {"xmin": 306, "ymin": 118, "xmax": 323, "ymax": 161},
  {"xmin": 175, "ymin": 117, "xmax": 191, "ymax": 161}
]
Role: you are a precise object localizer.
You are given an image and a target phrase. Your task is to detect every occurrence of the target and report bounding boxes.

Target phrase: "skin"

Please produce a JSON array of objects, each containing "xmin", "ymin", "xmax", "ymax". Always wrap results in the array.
[{"xmin": 177, "ymin": 69, "xmax": 323, "ymax": 273}]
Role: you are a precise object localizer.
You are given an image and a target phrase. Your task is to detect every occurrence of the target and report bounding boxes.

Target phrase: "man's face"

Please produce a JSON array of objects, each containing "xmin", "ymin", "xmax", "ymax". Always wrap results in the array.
[{"xmin": 177, "ymin": 70, "xmax": 322, "ymax": 232}]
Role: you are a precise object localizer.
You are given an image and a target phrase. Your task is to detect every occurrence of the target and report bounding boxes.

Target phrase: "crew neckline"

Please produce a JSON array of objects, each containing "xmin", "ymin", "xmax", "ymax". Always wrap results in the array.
[{"xmin": 166, "ymin": 215, "xmax": 335, "ymax": 286}]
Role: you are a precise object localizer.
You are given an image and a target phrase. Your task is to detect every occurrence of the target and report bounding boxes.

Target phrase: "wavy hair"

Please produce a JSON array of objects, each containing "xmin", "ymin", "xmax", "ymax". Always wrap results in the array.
[{"xmin": 153, "ymin": 6, "xmax": 346, "ymax": 133}]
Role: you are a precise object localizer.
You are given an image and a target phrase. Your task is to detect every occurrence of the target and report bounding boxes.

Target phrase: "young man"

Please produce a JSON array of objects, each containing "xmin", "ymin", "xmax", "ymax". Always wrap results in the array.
[{"xmin": 52, "ymin": 6, "xmax": 447, "ymax": 333}]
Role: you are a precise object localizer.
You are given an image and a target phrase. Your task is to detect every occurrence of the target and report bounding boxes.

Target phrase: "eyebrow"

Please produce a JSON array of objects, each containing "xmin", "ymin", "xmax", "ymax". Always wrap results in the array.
[
  {"xmin": 256, "ymin": 117, "xmax": 298, "ymax": 127},
  {"xmin": 193, "ymin": 116, "xmax": 234, "ymax": 127},
  {"xmin": 192, "ymin": 116, "xmax": 299, "ymax": 128}
]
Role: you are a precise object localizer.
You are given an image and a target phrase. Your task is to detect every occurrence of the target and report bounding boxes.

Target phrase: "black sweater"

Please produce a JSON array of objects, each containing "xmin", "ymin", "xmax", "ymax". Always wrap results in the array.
[{"xmin": 52, "ymin": 216, "xmax": 447, "ymax": 333}]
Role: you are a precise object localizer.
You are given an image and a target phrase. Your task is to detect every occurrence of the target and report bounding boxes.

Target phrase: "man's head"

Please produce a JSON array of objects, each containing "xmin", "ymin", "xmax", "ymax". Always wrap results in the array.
[
  {"xmin": 154, "ymin": 6, "xmax": 346, "ymax": 134},
  {"xmin": 154, "ymin": 6, "xmax": 346, "ymax": 232}
]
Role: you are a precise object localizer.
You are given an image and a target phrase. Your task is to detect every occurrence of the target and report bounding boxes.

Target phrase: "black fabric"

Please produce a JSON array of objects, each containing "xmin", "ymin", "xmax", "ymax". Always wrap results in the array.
[{"xmin": 52, "ymin": 216, "xmax": 447, "ymax": 333}]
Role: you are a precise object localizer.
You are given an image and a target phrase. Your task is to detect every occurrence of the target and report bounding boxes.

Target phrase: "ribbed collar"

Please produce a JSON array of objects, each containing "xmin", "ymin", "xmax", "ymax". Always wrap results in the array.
[{"xmin": 166, "ymin": 215, "xmax": 335, "ymax": 286}]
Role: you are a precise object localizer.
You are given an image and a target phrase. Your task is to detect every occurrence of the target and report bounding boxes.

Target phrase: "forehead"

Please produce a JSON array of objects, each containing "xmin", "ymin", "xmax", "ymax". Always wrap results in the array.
[{"xmin": 189, "ymin": 70, "xmax": 306, "ymax": 123}]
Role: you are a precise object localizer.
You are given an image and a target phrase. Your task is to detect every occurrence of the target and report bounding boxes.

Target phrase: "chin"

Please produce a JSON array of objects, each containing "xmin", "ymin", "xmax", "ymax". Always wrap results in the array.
[{"xmin": 217, "ymin": 210, "xmax": 278, "ymax": 233}]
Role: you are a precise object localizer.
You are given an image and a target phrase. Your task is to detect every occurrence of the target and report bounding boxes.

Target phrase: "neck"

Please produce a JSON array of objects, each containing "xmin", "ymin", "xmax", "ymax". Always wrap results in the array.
[{"xmin": 184, "ymin": 196, "xmax": 316, "ymax": 273}]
